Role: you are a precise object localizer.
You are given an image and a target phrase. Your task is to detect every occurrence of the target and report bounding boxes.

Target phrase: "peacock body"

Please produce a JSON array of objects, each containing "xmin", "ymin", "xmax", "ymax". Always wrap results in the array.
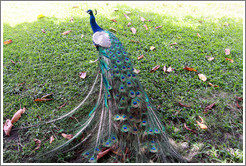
[{"xmin": 28, "ymin": 9, "xmax": 186, "ymax": 163}]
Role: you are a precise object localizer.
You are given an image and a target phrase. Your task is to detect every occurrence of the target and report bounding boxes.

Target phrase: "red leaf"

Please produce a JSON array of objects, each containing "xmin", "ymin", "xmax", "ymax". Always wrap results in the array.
[
  {"xmin": 150, "ymin": 65, "xmax": 160, "ymax": 73},
  {"xmin": 203, "ymin": 103, "xmax": 216, "ymax": 113},
  {"xmin": 235, "ymin": 96, "xmax": 243, "ymax": 101},
  {"xmin": 127, "ymin": 22, "xmax": 131, "ymax": 27},
  {"xmin": 11, "ymin": 107, "xmax": 26, "ymax": 124},
  {"xmin": 163, "ymin": 66, "xmax": 166, "ymax": 72},
  {"xmin": 58, "ymin": 102, "xmax": 67, "ymax": 109},
  {"xmin": 236, "ymin": 101, "xmax": 243, "ymax": 109},
  {"xmin": 4, "ymin": 40, "xmax": 13, "ymax": 45},
  {"xmin": 140, "ymin": 17, "xmax": 145, "ymax": 22},
  {"xmin": 33, "ymin": 139, "xmax": 41, "ymax": 151},
  {"xmin": 178, "ymin": 102, "xmax": 191, "ymax": 108},
  {"xmin": 225, "ymin": 58, "xmax": 234, "ymax": 63},
  {"xmin": 208, "ymin": 82, "xmax": 219, "ymax": 87},
  {"xmin": 225, "ymin": 49, "xmax": 230, "ymax": 55},
  {"xmin": 41, "ymin": 29, "xmax": 46, "ymax": 33},
  {"xmin": 79, "ymin": 72, "xmax": 86, "ymax": 79},
  {"xmin": 144, "ymin": 24, "xmax": 148, "ymax": 30},
  {"xmin": 50, "ymin": 135, "xmax": 55, "ymax": 144},
  {"xmin": 110, "ymin": 18, "xmax": 117, "ymax": 22},
  {"xmin": 184, "ymin": 66, "xmax": 197, "ymax": 72},
  {"xmin": 197, "ymin": 33, "xmax": 201, "ymax": 37},
  {"xmin": 34, "ymin": 98, "xmax": 52, "ymax": 102},
  {"xmin": 11, "ymin": 60, "xmax": 16, "ymax": 64},
  {"xmin": 130, "ymin": 27, "xmax": 136, "ymax": 34},
  {"xmin": 61, "ymin": 133, "xmax": 73, "ymax": 139}
]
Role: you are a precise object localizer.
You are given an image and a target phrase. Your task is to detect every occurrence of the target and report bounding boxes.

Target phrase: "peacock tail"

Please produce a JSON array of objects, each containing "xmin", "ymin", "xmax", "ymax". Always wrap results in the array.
[{"xmin": 20, "ymin": 9, "xmax": 187, "ymax": 163}]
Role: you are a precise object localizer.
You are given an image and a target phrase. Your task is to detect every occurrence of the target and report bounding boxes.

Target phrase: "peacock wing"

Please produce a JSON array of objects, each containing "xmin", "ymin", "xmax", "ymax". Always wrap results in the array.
[{"xmin": 92, "ymin": 31, "xmax": 111, "ymax": 48}]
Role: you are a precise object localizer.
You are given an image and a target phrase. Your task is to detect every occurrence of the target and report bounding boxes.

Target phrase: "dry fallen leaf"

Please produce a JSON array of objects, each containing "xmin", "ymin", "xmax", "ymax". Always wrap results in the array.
[
  {"xmin": 208, "ymin": 82, "xmax": 219, "ymax": 87},
  {"xmin": 169, "ymin": 42, "xmax": 177, "ymax": 46},
  {"xmin": 124, "ymin": 14, "xmax": 130, "ymax": 19},
  {"xmin": 155, "ymin": 26, "xmax": 162, "ymax": 29},
  {"xmin": 130, "ymin": 27, "xmax": 136, "ymax": 34},
  {"xmin": 138, "ymin": 55, "xmax": 144, "ymax": 60},
  {"xmin": 133, "ymin": 68, "xmax": 140, "ymax": 74},
  {"xmin": 198, "ymin": 74, "xmax": 207, "ymax": 82},
  {"xmin": 150, "ymin": 65, "xmax": 160, "ymax": 73},
  {"xmin": 4, "ymin": 40, "xmax": 13, "ymax": 45},
  {"xmin": 127, "ymin": 22, "xmax": 132, "ymax": 27},
  {"xmin": 50, "ymin": 135, "xmax": 55, "ymax": 144},
  {"xmin": 163, "ymin": 66, "xmax": 167, "ymax": 72},
  {"xmin": 130, "ymin": 40, "xmax": 140, "ymax": 43},
  {"xmin": 79, "ymin": 72, "xmax": 86, "ymax": 79},
  {"xmin": 179, "ymin": 102, "xmax": 191, "ymax": 108},
  {"xmin": 41, "ymin": 93, "xmax": 53, "ymax": 99},
  {"xmin": 167, "ymin": 66, "xmax": 174, "ymax": 72},
  {"xmin": 41, "ymin": 29, "xmax": 46, "ymax": 33},
  {"xmin": 196, "ymin": 120, "xmax": 208, "ymax": 129},
  {"xmin": 144, "ymin": 24, "xmax": 148, "ymax": 30},
  {"xmin": 197, "ymin": 33, "xmax": 201, "ymax": 37},
  {"xmin": 184, "ymin": 123, "xmax": 196, "ymax": 133},
  {"xmin": 58, "ymin": 103, "xmax": 67, "ymax": 109},
  {"xmin": 236, "ymin": 101, "xmax": 243, "ymax": 109},
  {"xmin": 61, "ymin": 133, "xmax": 73, "ymax": 139},
  {"xmin": 225, "ymin": 49, "xmax": 230, "ymax": 55},
  {"xmin": 203, "ymin": 103, "xmax": 216, "ymax": 113},
  {"xmin": 125, "ymin": 11, "xmax": 131, "ymax": 14},
  {"xmin": 109, "ymin": 27, "xmax": 117, "ymax": 32},
  {"xmin": 224, "ymin": 23, "xmax": 230, "ymax": 26},
  {"xmin": 11, "ymin": 107, "xmax": 26, "ymax": 124},
  {"xmin": 37, "ymin": 14, "xmax": 45, "ymax": 19},
  {"xmin": 3, "ymin": 119, "xmax": 13, "ymax": 136},
  {"xmin": 206, "ymin": 56, "xmax": 214, "ymax": 61},
  {"xmin": 62, "ymin": 30, "xmax": 72, "ymax": 35},
  {"xmin": 140, "ymin": 17, "xmax": 145, "ymax": 22},
  {"xmin": 34, "ymin": 98, "xmax": 52, "ymax": 102},
  {"xmin": 110, "ymin": 18, "xmax": 117, "ymax": 22},
  {"xmin": 73, "ymin": 6, "xmax": 79, "ymax": 8},
  {"xmin": 81, "ymin": 34, "xmax": 84, "ymax": 38},
  {"xmin": 11, "ymin": 60, "xmax": 16, "ymax": 65},
  {"xmin": 225, "ymin": 58, "xmax": 234, "ymax": 63},
  {"xmin": 235, "ymin": 96, "xmax": 243, "ymax": 101},
  {"xmin": 33, "ymin": 139, "xmax": 41, "ymax": 151},
  {"xmin": 184, "ymin": 66, "xmax": 197, "ymax": 72},
  {"xmin": 150, "ymin": 46, "xmax": 155, "ymax": 50},
  {"xmin": 37, "ymin": 115, "xmax": 42, "ymax": 121}
]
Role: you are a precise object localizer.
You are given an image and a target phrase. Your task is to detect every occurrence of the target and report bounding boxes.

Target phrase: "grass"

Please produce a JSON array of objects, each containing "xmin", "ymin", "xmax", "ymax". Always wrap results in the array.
[{"xmin": 2, "ymin": 1, "xmax": 244, "ymax": 163}]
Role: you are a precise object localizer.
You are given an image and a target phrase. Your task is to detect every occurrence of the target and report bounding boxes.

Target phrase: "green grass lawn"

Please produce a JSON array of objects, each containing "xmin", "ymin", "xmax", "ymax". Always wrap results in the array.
[{"xmin": 2, "ymin": 1, "xmax": 244, "ymax": 163}]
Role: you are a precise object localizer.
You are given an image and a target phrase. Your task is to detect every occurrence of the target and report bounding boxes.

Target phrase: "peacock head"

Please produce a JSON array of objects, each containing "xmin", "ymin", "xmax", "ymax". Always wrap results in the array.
[{"xmin": 87, "ymin": 9, "xmax": 97, "ymax": 16}]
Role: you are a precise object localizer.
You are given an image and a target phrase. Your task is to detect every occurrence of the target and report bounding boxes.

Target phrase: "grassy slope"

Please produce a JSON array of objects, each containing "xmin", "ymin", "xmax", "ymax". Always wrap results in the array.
[{"xmin": 2, "ymin": 2, "xmax": 244, "ymax": 163}]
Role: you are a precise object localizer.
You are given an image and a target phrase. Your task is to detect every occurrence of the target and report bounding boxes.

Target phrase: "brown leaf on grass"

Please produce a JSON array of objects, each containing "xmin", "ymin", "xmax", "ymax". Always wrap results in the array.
[
  {"xmin": 196, "ymin": 120, "xmax": 208, "ymax": 129},
  {"xmin": 178, "ymin": 102, "xmax": 191, "ymax": 108},
  {"xmin": 34, "ymin": 98, "xmax": 52, "ymax": 102},
  {"xmin": 150, "ymin": 65, "xmax": 160, "ymax": 73},
  {"xmin": 62, "ymin": 30, "xmax": 72, "ymax": 35},
  {"xmin": 79, "ymin": 72, "xmax": 86, "ymax": 79},
  {"xmin": 11, "ymin": 60, "xmax": 16, "ymax": 65},
  {"xmin": 81, "ymin": 34, "xmax": 84, "ymax": 38},
  {"xmin": 4, "ymin": 40, "xmax": 13, "ymax": 45},
  {"xmin": 225, "ymin": 49, "xmax": 230, "ymax": 55},
  {"xmin": 130, "ymin": 27, "xmax": 136, "ymax": 34},
  {"xmin": 33, "ymin": 139, "xmax": 41, "ymax": 151},
  {"xmin": 208, "ymin": 82, "xmax": 219, "ymax": 87},
  {"xmin": 197, "ymin": 33, "xmax": 201, "ymax": 37},
  {"xmin": 61, "ymin": 133, "xmax": 73, "ymax": 139},
  {"xmin": 224, "ymin": 23, "xmax": 230, "ymax": 26},
  {"xmin": 127, "ymin": 22, "xmax": 132, "ymax": 27},
  {"xmin": 198, "ymin": 20, "xmax": 203, "ymax": 23},
  {"xmin": 169, "ymin": 42, "xmax": 177, "ymax": 46},
  {"xmin": 41, "ymin": 93, "xmax": 53, "ymax": 99},
  {"xmin": 235, "ymin": 96, "xmax": 243, "ymax": 101},
  {"xmin": 37, "ymin": 115, "xmax": 42, "ymax": 121},
  {"xmin": 50, "ymin": 135, "xmax": 55, "ymax": 144},
  {"xmin": 236, "ymin": 101, "xmax": 243, "ymax": 109},
  {"xmin": 73, "ymin": 6, "xmax": 79, "ymax": 8},
  {"xmin": 130, "ymin": 40, "xmax": 140, "ymax": 43},
  {"xmin": 70, "ymin": 17, "xmax": 74, "ymax": 23},
  {"xmin": 184, "ymin": 66, "xmax": 197, "ymax": 72},
  {"xmin": 155, "ymin": 26, "xmax": 162, "ymax": 29},
  {"xmin": 41, "ymin": 29, "xmax": 46, "ymax": 33},
  {"xmin": 110, "ymin": 18, "xmax": 117, "ymax": 22},
  {"xmin": 11, "ymin": 107, "xmax": 26, "ymax": 124},
  {"xmin": 125, "ymin": 11, "xmax": 131, "ymax": 14},
  {"xmin": 225, "ymin": 58, "xmax": 234, "ymax": 63},
  {"xmin": 184, "ymin": 123, "xmax": 196, "ymax": 133},
  {"xmin": 144, "ymin": 24, "xmax": 148, "ymax": 30},
  {"xmin": 206, "ymin": 56, "xmax": 215, "ymax": 61},
  {"xmin": 58, "ymin": 103, "xmax": 67, "ymax": 109},
  {"xmin": 3, "ymin": 119, "xmax": 13, "ymax": 136},
  {"xmin": 140, "ymin": 17, "xmax": 145, "ymax": 22},
  {"xmin": 109, "ymin": 27, "xmax": 117, "ymax": 32},
  {"xmin": 198, "ymin": 74, "xmax": 207, "ymax": 82},
  {"xmin": 163, "ymin": 66, "xmax": 166, "ymax": 72},
  {"xmin": 138, "ymin": 55, "xmax": 144, "ymax": 60},
  {"xmin": 167, "ymin": 66, "xmax": 174, "ymax": 72},
  {"xmin": 150, "ymin": 46, "xmax": 155, "ymax": 50},
  {"xmin": 124, "ymin": 14, "xmax": 130, "ymax": 19},
  {"xmin": 203, "ymin": 103, "xmax": 216, "ymax": 113}
]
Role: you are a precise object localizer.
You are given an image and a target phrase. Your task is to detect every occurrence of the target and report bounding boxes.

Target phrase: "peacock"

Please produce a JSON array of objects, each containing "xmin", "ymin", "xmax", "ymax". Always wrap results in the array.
[{"xmin": 13, "ymin": 9, "xmax": 187, "ymax": 163}]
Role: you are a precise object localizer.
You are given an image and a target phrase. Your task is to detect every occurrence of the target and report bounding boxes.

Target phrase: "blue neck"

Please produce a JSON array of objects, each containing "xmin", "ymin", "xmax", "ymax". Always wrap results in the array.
[{"xmin": 90, "ymin": 15, "xmax": 103, "ymax": 33}]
